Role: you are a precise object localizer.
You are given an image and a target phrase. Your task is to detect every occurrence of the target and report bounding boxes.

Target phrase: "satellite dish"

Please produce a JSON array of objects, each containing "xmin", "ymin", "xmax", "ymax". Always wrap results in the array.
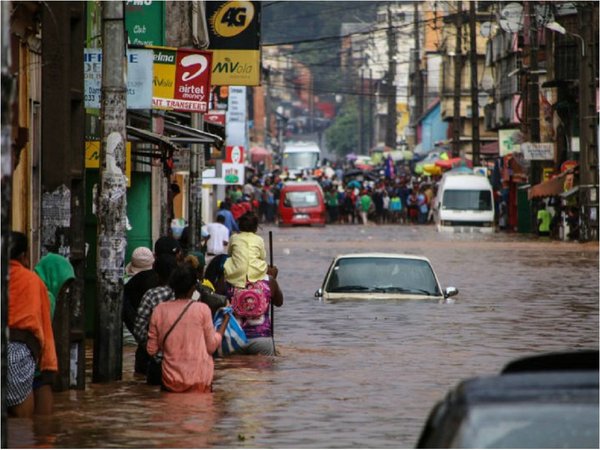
[
  {"xmin": 480, "ymin": 21, "xmax": 493, "ymax": 37},
  {"xmin": 499, "ymin": 3, "xmax": 524, "ymax": 33}
]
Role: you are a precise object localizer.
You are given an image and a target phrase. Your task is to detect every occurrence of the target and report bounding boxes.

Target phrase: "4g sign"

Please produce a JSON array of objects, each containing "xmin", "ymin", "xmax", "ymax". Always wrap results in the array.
[
  {"xmin": 206, "ymin": 1, "xmax": 261, "ymax": 86},
  {"xmin": 211, "ymin": 2, "xmax": 256, "ymax": 37}
]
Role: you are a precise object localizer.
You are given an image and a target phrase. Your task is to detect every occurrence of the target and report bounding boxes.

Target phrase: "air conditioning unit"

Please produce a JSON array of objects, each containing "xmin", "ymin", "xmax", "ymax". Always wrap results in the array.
[{"xmin": 484, "ymin": 103, "xmax": 496, "ymax": 130}]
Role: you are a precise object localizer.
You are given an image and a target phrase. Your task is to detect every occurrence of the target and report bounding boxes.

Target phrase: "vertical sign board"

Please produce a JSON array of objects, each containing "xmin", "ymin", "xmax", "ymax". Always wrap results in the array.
[
  {"xmin": 226, "ymin": 86, "xmax": 247, "ymax": 147},
  {"xmin": 150, "ymin": 47, "xmax": 213, "ymax": 113},
  {"xmin": 222, "ymin": 86, "xmax": 247, "ymax": 185},
  {"xmin": 206, "ymin": 1, "xmax": 261, "ymax": 86},
  {"xmin": 84, "ymin": 49, "xmax": 154, "ymax": 109},
  {"xmin": 125, "ymin": 0, "xmax": 165, "ymax": 46}
]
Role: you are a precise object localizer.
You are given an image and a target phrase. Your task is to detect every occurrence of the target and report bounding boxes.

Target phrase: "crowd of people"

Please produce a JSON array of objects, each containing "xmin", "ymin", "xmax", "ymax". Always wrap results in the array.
[
  {"xmin": 124, "ymin": 210, "xmax": 284, "ymax": 393},
  {"xmin": 220, "ymin": 165, "xmax": 441, "ymax": 227},
  {"xmin": 6, "ymin": 208, "xmax": 285, "ymax": 410}
]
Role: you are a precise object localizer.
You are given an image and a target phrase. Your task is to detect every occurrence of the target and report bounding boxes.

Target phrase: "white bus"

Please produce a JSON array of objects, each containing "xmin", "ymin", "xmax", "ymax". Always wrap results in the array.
[{"xmin": 282, "ymin": 141, "xmax": 321, "ymax": 178}]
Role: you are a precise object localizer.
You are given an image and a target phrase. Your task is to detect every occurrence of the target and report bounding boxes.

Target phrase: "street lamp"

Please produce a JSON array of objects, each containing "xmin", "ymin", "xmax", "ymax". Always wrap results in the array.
[{"xmin": 545, "ymin": 21, "xmax": 585, "ymax": 56}]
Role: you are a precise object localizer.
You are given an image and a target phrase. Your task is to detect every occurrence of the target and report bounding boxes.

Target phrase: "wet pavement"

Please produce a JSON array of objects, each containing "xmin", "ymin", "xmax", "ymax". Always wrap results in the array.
[{"xmin": 7, "ymin": 224, "xmax": 599, "ymax": 448}]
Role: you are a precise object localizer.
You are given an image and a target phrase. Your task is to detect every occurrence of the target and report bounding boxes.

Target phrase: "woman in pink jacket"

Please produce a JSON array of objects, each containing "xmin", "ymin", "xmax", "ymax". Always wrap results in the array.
[{"xmin": 147, "ymin": 264, "xmax": 229, "ymax": 393}]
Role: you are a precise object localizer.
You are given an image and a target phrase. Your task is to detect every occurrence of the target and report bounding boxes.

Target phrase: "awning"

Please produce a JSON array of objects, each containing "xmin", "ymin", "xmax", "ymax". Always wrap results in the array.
[
  {"xmin": 528, "ymin": 166, "xmax": 578, "ymax": 199},
  {"xmin": 126, "ymin": 126, "xmax": 181, "ymax": 153},
  {"xmin": 480, "ymin": 141, "xmax": 499, "ymax": 155},
  {"xmin": 128, "ymin": 111, "xmax": 224, "ymax": 148}
]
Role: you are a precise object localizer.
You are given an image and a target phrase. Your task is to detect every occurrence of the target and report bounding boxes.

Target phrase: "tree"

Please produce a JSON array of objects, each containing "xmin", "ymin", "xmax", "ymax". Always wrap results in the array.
[{"xmin": 325, "ymin": 98, "xmax": 358, "ymax": 156}]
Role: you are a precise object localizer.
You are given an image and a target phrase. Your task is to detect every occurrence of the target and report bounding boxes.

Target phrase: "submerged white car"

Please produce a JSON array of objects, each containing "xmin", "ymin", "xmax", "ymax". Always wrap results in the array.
[{"xmin": 315, "ymin": 253, "xmax": 458, "ymax": 301}]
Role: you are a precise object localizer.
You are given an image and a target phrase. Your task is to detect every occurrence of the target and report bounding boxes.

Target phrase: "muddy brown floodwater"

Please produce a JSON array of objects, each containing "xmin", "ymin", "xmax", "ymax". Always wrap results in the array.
[{"xmin": 7, "ymin": 224, "xmax": 599, "ymax": 448}]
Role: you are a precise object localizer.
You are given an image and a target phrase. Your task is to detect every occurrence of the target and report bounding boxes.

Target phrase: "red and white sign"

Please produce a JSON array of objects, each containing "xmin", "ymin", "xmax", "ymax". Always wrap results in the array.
[
  {"xmin": 204, "ymin": 110, "xmax": 226, "ymax": 125},
  {"xmin": 152, "ymin": 47, "xmax": 212, "ymax": 113},
  {"xmin": 225, "ymin": 145, "xmax": 244, "ymax": 163}
]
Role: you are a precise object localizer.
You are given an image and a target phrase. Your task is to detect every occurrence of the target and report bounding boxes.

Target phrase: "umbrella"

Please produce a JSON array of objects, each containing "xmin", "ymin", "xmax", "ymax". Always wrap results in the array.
[
  {"xmin": 250, "ymin": 146, "xmax": 271, "ymax": 164},
  {"xmin": 435, "ymin": 157, "xmax": 473, "ymax": 170}
]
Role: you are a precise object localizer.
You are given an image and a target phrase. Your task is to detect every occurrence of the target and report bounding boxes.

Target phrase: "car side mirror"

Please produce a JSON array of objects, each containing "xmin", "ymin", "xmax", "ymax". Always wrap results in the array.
[
  {"xmin": 314, "ymin": 288, "xmax": 323, "ymax": 298},
  {"xmin": 444, "ymin": 287, "xmax": 458, "ymax": 298}
]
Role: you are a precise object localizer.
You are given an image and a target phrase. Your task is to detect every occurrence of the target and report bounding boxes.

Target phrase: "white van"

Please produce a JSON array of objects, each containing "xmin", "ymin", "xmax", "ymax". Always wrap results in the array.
[
  {"xmin": 282, "ymin": 141, "xmax": 321, "ymax": 178},
  {"xmin": 433, "ymin": 172, "xmax": 495, "ymax": 233}
]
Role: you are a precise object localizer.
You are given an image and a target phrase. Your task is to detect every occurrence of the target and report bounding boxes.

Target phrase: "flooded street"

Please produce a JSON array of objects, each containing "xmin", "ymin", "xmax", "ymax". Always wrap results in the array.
[{"xmin": 8, "ymin": 225, "xmax": 599, "ymax": 448}]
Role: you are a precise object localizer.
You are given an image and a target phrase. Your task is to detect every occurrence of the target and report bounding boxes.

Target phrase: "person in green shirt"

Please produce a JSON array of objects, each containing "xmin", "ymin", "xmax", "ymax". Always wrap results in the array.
[
  {"xmin": 324, "ymin": 187, "xmax": 339, "ymax": 224},
  {"xmin": 537, "ymin": 203, "xmax": 552, "ymax": 237},
  {"xmin": 33, "ymin": 253, "xmax": 75, "ymax": 415},
  {"xmin": 359, "ymin": 191, "xmax": 373, "ymax": 225}
]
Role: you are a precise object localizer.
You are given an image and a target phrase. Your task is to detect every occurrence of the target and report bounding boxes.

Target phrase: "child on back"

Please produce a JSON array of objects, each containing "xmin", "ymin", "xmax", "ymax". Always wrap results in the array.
[{"xmin": 224, "ymin": 212, "xmax": 268, "ymax": 288}]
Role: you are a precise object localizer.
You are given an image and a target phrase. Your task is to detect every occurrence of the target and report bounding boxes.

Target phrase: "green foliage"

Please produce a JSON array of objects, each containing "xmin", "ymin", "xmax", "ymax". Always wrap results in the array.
[{"xmin": 325, "ymin": 98, "xmax": 359, "ymax": 156}]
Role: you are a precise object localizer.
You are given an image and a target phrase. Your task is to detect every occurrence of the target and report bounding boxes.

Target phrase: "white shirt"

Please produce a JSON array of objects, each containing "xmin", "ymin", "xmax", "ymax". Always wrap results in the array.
[{"xmin": 206, "ymin": 222, "xmax": 230, "ymax": 255}]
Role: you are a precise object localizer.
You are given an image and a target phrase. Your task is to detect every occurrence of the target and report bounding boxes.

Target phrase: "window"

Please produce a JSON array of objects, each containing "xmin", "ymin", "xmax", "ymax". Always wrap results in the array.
[
  {"xmin": 443, "ymin": 190, "xmax": 493, "ymax": 211},
  {"xmin": 284, "ymin": 191, "xmax": 319, "ymax": 208}
]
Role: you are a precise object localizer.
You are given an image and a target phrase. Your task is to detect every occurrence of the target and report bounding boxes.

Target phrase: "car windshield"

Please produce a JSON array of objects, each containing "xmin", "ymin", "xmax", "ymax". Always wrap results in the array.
[
  {"xmin": 454, "ymin": 403, "xmax": 599, "ymax": 448},
  {"xmin": 283, "ymin": 152, "xmax": 319, "ymax": 170},
  {"xmin": 325, "ymin": 257, "xmax": 441, "ymax": 296},
  {"xmin": 442, "ymin": 190, "xmax": 492, "ymax": 211},
  {"xmin": 284, "ymin": 190, "xmax": 319, "ymax": 207}
]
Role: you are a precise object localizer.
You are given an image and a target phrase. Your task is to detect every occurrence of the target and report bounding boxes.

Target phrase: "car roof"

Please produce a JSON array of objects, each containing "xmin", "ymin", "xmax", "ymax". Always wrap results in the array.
[
  {"xmin": 334, "ymin": 253, "xmax": 432, "ymax": 263},
  {"xmin": 456, "ymin": 371, "xmax": 598, "ymax": 406},
  {"xmin": 501, "ymin": 349, "xmax": 599, "ymax": 373},
  {"xmin": 283, "ymin": 181, "xmax": 321, "ymax": 187}
]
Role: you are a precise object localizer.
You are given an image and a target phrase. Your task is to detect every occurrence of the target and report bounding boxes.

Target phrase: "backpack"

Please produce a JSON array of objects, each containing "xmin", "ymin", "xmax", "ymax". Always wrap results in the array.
[{"xmin": 231, "ymin": 281, "xmax": 269, "ymax": 320}]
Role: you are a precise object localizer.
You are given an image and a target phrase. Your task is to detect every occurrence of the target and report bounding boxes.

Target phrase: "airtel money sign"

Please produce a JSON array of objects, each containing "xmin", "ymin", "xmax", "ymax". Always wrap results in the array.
[{"xmin": 151, "ymin": 47, "xmax": 213, "ymax": 113}]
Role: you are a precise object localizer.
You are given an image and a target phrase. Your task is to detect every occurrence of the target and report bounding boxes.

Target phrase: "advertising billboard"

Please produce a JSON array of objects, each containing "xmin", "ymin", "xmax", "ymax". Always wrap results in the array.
[
  {"xmin": 150, "ymin": 46, "xmax": 213, "ymax": 113},
  {"xmin": 206, "ymin": 1, "xmax": 261, "ymax": 86}
]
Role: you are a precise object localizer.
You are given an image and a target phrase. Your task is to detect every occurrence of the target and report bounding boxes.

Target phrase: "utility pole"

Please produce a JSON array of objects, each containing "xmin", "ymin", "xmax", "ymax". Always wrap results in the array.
[
  {"xmin": 188, "ymin": 114, "xmax": 204, "ymax": 251},
  {"xmin": 385, "ymin": 3, "xmax": 398, "ymax": 149},
  {"xmin": 527, "ymin": 0, "xmax": 541, "ymax": 230},
  {"xmin": 577, "ymin": 2, "xmax": 599, "ymax": 241},
  {"xmin": 452, "ymin": 1, "xmax": 463, "ymax": 158},
  {"xmin": 368, "ymin": 67, "xmax": 374, "ymax": 150},
  {"xmin": 1, "ymin": 1, "xmax": 14, "ymax": 443},
  {"xmin": 469, "ymin": 1, "xmax": 480, "ymax": 166},
  {"xmin": 359, "ymin": 63, "xmax": 364, "ymax": 154},
  {"xmin": 413, "ymin": 1, "xmax": 423, "ymax": 121},
  {"xmin": 94, "ymin": 1, "xmax": 127, "ymax": 382},
  {"xmin": 264, "ymin": 67, "xmax": 270, "ymax": 147}
]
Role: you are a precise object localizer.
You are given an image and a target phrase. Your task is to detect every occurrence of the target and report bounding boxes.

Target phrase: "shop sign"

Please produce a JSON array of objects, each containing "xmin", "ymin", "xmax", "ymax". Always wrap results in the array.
[
  {"xmin": 521, "ymin": 142, "xmax": 553, "ymax": 160},
  {"xmin": 85, "ymin": 141, "xmax": 132, "ymax": 187},
  {"xmin": 224, "ymin": 146, "xmax": 244, "ymax": 163},
  {"xmin": 204, "ymin": 111, "xmax": 226, "ymax": 125},
  {"xmin": 150, "ymin": 47, "xmax": 213, "ymax": 112},
  {"xmin": 125, "ymin": 1, "xmax": 165, "ymax": 46},
  {"xmin": 498, "ymin": 129, "xmax": 522, "ymax": 156},
  {"xmin": 202, "ymin": 163, "xmax": 245, "ymax": 186},
  {"xmin": 84, "ymin": 49, "xmax": 153, "ymax": 109},
  {"xmin": 226, "ymin": 86, "xmax": 247, "ymax": 147},
  {"xmin": 206, "ymin": 1, "xmax": 261, "ymax": 86}
]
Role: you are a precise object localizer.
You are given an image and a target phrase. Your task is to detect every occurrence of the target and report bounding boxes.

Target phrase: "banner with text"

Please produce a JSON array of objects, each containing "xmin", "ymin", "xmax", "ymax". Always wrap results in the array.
[
  {"xmin": 150, "ymin": 46, "xmax": 213, "ymax": 112},
  {"xmin": 206, "ymin": 1, "xmax": 261, "ymax": 86},
  {"xmin": 84, "ymin": 49, "xmax": 153, "ymax": 109}
]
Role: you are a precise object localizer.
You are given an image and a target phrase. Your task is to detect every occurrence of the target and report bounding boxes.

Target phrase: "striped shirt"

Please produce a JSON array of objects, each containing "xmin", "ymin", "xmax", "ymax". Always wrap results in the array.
[{"xmin": 133, "ymin": 286, "xmax": 174, "ymax": 345}]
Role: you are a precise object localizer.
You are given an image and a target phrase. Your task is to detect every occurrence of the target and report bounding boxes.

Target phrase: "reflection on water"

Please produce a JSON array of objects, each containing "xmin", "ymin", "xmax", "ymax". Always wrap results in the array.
[{"xmin": 7, "ymin": 225, "xmax": 599, "ymax": 448}]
